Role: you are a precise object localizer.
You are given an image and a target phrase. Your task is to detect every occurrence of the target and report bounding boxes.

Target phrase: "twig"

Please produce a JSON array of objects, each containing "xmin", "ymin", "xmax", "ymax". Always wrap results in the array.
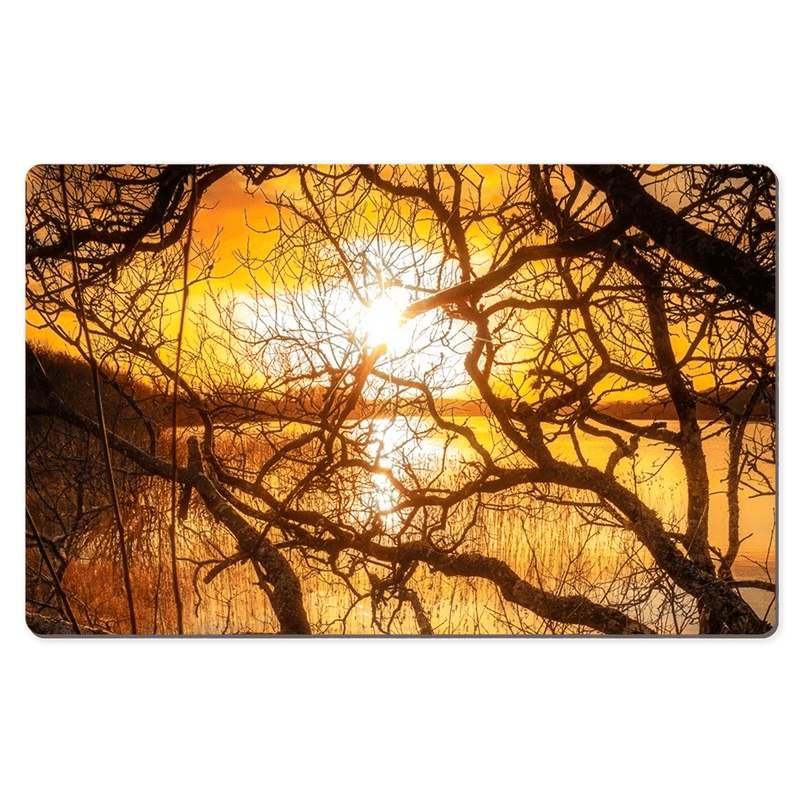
[
  {"xmin": 58, "ymin": 167, "xmax": 137, "ymax": 633},
  {"xmin": 25, "ymin": 506, "xmax": 82, "ymax": 635}
]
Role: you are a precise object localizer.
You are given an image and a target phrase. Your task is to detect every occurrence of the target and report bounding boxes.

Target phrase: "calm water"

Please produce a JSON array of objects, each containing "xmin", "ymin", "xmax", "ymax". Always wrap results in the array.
[
  {"xmin": 431, "ymin": 417, "xmax": 775, "ymax": 565},
  {"xmin": 113, "ymin": 416, "xmax": 775, "ymax": 634}
]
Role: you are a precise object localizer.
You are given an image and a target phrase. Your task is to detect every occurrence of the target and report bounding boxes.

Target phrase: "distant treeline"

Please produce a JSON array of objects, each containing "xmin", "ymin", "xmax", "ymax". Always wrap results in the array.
[
  {"xmin": 25, "ymin": 344, "xmax": 368, "ymax": 428},
  {"xmin": 595, "ymin": 390, "xmax": 773, "ymax": 421},
  {"xmin": 27, "ymin": 344, "xmax": 170, "ymax": 422},
  {"xmin": 428, "ymin": 392, "xmax": 773, "ymax": 421},
  {"xmin": 26, "ymin": 343, "xmax": 773, "ymax": 426}
]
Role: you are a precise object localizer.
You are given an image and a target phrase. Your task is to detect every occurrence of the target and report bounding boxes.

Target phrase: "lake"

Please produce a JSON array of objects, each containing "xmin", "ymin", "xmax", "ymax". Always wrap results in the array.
[{"xmin": 58, "ymin": 416, "xmax": 775, "ymax": 634}]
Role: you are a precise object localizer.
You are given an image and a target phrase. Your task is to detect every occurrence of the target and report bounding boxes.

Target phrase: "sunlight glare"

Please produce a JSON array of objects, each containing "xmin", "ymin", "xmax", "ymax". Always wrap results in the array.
[{"xmin": 361, "ymin": 292, "xmax": 413, "ymax": 352}]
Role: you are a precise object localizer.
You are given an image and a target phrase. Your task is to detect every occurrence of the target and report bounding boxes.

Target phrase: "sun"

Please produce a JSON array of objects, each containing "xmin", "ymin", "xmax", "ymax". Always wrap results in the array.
[
  {"xmin": 360, "ymin": 291, "xmax": 413, "ymax": 353},
  {"xmin": 237, "ymin": 237, "xmax": 473, "ymax": 392}
]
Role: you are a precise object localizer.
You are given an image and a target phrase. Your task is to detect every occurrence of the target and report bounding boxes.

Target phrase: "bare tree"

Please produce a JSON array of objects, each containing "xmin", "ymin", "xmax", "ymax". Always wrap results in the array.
[{"xmin": 25, "ymin": 164, "xmax": 775, "ymax": 635}]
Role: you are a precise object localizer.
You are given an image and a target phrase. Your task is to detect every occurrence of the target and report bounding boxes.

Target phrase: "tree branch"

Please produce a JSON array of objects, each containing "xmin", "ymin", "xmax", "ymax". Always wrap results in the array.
[{"xmin": 571, "ymin": 165, "xmax": 775, "ymax": 318}]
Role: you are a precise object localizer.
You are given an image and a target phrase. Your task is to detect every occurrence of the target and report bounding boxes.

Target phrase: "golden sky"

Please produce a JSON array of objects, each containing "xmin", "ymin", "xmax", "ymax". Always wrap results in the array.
[{"xmin": 26, "ymin": 165, "xmax": 771, "ymax": 405}]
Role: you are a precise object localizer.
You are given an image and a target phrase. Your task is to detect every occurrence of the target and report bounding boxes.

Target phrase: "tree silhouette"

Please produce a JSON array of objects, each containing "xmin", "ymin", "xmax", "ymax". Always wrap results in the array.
[{"xmin": 25, "ymin": 164, "xmax": 775, "ymax": 635}]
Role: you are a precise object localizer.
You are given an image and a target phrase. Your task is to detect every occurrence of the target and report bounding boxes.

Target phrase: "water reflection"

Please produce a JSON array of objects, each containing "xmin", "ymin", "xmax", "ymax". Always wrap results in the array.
[{"xmin": 61, "ymin": 416, "xmax": 774, "ymax": 634}]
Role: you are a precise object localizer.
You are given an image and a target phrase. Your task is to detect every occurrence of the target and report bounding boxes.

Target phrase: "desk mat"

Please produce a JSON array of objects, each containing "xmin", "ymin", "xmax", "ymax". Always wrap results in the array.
[{"xmin": 25, "ymin": 164, "xmax": 776, "ymax": 636}]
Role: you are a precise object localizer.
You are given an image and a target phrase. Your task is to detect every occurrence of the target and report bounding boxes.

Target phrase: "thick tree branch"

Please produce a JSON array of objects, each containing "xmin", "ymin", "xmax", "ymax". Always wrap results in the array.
[
  {"xmin": 289, "ymin": 529, "xmax": 655, "ymax": 635},
  {"xmin": 571, "ymin": 165, "xmax": 775, "ymax": 318},
  {"xmin": 27, "ymin": 348, "xmax": 311, "ymax": 635},
  {"xmin": 538, "ymin": 458, "xmax": 770, "ymax": 634},
  {"xmin": 402, "ymin": 221, "xmax": 625, "ymax": 319}
]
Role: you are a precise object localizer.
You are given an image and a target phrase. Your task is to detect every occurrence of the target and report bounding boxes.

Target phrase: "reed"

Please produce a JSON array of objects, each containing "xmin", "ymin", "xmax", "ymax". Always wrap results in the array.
[{"xmin": 34, "ymin": 419, "xmax": 774, "ymax": 635}]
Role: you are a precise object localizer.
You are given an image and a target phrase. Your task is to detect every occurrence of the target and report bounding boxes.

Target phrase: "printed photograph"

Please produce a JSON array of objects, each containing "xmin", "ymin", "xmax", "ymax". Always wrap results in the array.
[{"xmin": 25, "ymin": 165, "xmax": 776, "ymax": 635}]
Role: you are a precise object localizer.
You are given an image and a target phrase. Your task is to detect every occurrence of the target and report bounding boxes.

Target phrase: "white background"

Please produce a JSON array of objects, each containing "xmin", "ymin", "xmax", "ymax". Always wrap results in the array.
[{"xmin": 3, "ymin": 3, "xmax": 796, "ymax": 798}]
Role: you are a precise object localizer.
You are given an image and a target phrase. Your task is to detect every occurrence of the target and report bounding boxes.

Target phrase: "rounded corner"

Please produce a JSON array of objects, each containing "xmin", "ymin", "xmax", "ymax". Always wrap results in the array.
[
  {"xmin": 757, "ymin": 617, "xmax": 778, "ymax": 639},
  {"xmin": 25, "ymin": 163, "xmax": 48, "ymax": 182},
  {"xmin": 756, "ymin": 163, "xmax": 777, "ymax": 188},
  {"xmin": 25, "ymin": 614, "xmax": 49, "ymax": 639}
]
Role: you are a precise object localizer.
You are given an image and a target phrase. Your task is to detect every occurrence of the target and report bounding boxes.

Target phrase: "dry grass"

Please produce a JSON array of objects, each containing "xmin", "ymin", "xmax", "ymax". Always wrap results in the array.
[{"xmin": 32, "ymin": 421, "xmax": 775, "ymax": 635}]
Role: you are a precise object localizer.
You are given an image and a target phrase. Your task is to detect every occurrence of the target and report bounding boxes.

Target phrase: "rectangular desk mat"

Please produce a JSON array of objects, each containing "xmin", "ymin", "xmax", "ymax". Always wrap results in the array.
[{"xmin": 25, "ymin": 164, "xmax": 776, "ymax": 636}]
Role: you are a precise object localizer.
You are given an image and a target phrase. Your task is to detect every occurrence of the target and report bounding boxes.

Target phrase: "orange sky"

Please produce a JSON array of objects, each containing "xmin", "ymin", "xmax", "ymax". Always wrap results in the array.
[{"xmin": 26, "ymin": 165, "xmax": 767, "ymax": 404}]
